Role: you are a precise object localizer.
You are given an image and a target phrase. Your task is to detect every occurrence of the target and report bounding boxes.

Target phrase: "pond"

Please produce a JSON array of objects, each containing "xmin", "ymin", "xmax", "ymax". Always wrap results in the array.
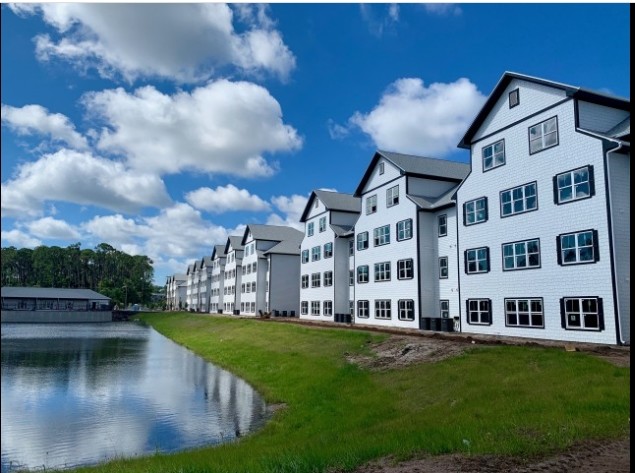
[{"xmin": 1, "ymin": 322, "xmax": 268, "ymax": 472}]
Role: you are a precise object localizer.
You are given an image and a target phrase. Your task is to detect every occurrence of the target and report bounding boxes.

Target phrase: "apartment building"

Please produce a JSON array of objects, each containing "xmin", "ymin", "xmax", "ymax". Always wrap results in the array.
[
  {"xmin": 209, "ymin": 245, "xmax": 227, "ymax": 314},
  {"xmin": 165, "ymin": 273, "xmax": 186, "ymax": 311},
  {"xmin": 222, "ymin": 236, "xmax": 244, "ymax": 314}
]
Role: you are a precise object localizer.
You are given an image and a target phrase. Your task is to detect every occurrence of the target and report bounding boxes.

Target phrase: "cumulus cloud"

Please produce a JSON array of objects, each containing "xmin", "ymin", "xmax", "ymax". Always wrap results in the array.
[
  {"xmin": 266, "ymin": 194, "xmax": 309, "ymax": 230},
  {"xmin": 26, "ymin": 217, "xmax": 81, "ymax": 240},
  {"xmin": 1, "ymin": 149, "xmax": 171, "ymax": 218},
  {"xmin": 84, "ymin": 80, "xmax": 302, "ymax": 177},
  {"xmin": 1, "ymin": 229, "xmax": 42, "ymax": 248},
  {"xmin": 349, "ymin": 77, "xmax": 486, "ymax": 156},
  {"xmin": 1, "ymin": 104, "xmax": 88, "ymax": 149},
  {"xmin": 10, "ymin": 3, "xmax": 295, "ymax": 83},
  {"xmin": 185, "ymin": 184, "xmax": 270, "ymax": 213}
]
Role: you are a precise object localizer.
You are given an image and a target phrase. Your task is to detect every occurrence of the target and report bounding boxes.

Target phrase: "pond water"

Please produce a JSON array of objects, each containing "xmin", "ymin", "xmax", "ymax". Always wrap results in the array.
[{"xmin": 1, "ymin": 322, "xmax": 268, "ymax": 472}]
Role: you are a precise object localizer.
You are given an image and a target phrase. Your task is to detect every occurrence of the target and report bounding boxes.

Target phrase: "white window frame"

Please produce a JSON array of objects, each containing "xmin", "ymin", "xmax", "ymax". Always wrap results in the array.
[
  {"xmin": 301, "ymin": 250, "xmax": 309, "ymax": 264},
  {"xmin": 366, "ymin": 194, "xmax": 377, "ymax": 214},
  {"xmin": 505, "ymin": 298, "xmax": 544, "ymax": 328},
  {"xmin": 323, "ymin": 271, "xmax": 333, "ymax": 287},
  {"xmin": 357, "ymin": 265, "xmax": 369, "ymax": 283},
  {"xmin": 438, "ymin": 214, "xmax": 447, "ymax": 237},
  {"xmin": 374, "ymin": 225, "xmax": 390, "ymax": 246},
  {"xmin": 307, "ymin": 222, "xmax": 314, "ymax": 237},
  {"xmin": 397, "ymin": 219, "xmax": 412, "ymax": 241},
  {"xmin": 375, "ymin": 299, "xmax": 392, "ymax": 320},
  {"xmin": 500, "ymin": 182, "xmax": 537, "ymax": 217},
  {"xmin": 397, "ymin": 259, "xmax": 413, "ymax": 280},
  {"xmin": 311, "ymin": 301, "xmax": 320, "ymax": 316},
  {"xmin": 482, "ymin": 139, "xmax": 505, "ymax": 171},
  {"xmin": 311, "ymin": 273, "xmax": 321, "ymax": 288},
  {"xmin": 398, "ymin": 299, "xmax": 415, "ymax": 321},
  {"xmin": 439, "ymin": 257, "xmax": 448, "ymax": 279},
  {"xmin": 464, "ymin": 197, "xmax": 488, "ymax": 226},
  {"xmin": 357, "ymin": 300, "xmax": 370, "ymax": 318},
  {"xmin": 562, "ymin": 297, "xmax": 603, "ymax": 331},
  {"xmin": 465, "ymin": 247, "xmax": 489, "ymax": 274},
  {"xmin": 440, "ymin": 300, "xmax": 450, "ymax": 319},
  {"xmin": 529, "ymin": 116, "xmax": 558, "ymax": 154},
  {"xmin": 324, "ymin": 242, "xmax": 333, "ymax": 258},
  {"xmin": 319, "ymin": 216, "xmax": 327, "ymax": 232},
  {"xmin": 357, "ymin": 232, "xmax": 369, "ymax": 251},
  {"xmin": 555, "ymin": 166, "xmax": 593, "ymax": 204},
  {"xmin": 311, "ymin": 246, "xmax": 321, "ymax": 262},
  {"xmin": 467, "ymin": 299, "xmax": 491, "ymax": 325},
  {"xmin": 502, "ymin": 239, "xmax": 540, "ymax": 271},
  {"xmin": 374, "ymin": 261, "xmax": 391, "ymax": 282},
  {"xmin": 386, "ymin": 185, "xmax": 399, "ymax": 207},
  {"xmin": 558, "ymin": 230, "xmax": 598, "ymax": 265},
  {"xmin": 323, "ymin": 300, "xmax": 333, "ymax": 316}
]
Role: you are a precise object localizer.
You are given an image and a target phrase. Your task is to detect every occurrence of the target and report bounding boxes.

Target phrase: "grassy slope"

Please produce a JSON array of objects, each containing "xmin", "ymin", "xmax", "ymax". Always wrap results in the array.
[{"xmin": 75, "ymin": 313, "xmax": 630, "ymax": 473}]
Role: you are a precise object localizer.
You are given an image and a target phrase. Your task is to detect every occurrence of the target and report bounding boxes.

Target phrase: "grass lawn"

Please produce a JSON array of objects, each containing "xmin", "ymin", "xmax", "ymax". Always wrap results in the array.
[{"xmin": 74, "ymin": 312, "xmax": 629, "ymax": 473}]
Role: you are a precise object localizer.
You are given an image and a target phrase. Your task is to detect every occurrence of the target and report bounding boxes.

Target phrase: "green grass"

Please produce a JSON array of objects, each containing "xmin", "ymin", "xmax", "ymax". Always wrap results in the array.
[{"xmin": 72, "ymin": 312, "xmax": 629, "ymax": 473}]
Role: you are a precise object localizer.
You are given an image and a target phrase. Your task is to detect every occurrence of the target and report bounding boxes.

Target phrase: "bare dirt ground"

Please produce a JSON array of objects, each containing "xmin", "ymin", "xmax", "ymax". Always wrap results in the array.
[{"xmin": 339, "ymin": 332, "xmax": 630, "ymax": 473}]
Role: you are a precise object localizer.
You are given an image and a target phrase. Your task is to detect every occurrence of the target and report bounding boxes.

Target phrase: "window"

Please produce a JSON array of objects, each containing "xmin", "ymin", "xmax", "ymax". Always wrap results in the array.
[
  {"xmin": 357, "ymin": 265, "xmax": 369, "ymax": 283},
  {"xmin": 366, "ymin": 195, "xmax": 377, "ymax": 214},
  {"xmin": 302, "ymin": 250, "xmax": 309, "ymax": 264},
  {"xmin": 251, "ymin": 282, "xmax": 256, "ymax": 292},
  {"xmin": 398, "ymin": 300, "xmax": 415, "ymax": 321},
  {"xmin": 554, "ymin": 166, "xmax": 595, "ymax": 204},
  {"xmin": 463, "ymin": 197, "xmax": 488, "ymax": 225},
  {"xmin": 375, "ymin": 300, "xmax": 392, "ymax": 319},
  {"xmin": 505, "ymin": 298, "xmax": 544, "ymax": 328},
  {"xmin": 440, "ymin": 300, "xmax": 450, "ymax": 319},
  {"xmin": 397, "ymin": 259, "xmax": 414, "ymax": 279},
  {"xmin": 438, "ymin": 214, "xmax": 447, "ymax": 237},
  {"xmin": 311, "ymin": 273, "xmax": 321, "ymax": 287},
  {"xmin": 323, "ymin": 301, "xmax": 333, "ymax": 316},
  {"xmin": 311, "ymin": 246, "xmax": 321, "ymax": 262},
  {"xmin": 307, "ymin": 222, "xmax": 314, "ymax": 237},
  {"xmin": 386, "ymin": 185, "xmax": 399, "ymax": 207},
  {"xmin": 502, "ymin": 239, "xmax": 540, "ymax": 270},
  {"xmin": 324, "ymin": 242, "xmax": 333, "ymax": 258},
  {"xmin": 509, "ymin": 88, "xmax": 519, "ymax": 108},
  {"xmin": 357, "ymin": 300, "xmax": 370, "ymax": 318},
  {"xmin": 466, "ymin": 299, "xmax": 491, "ymax": 325},
  {"xmin": 350, "ymin": 301, "xmax": 354, "ymax": 316},
  {"xmin": 379, "ymin": 162, "xmax": 385, "ymax": 174},
  {"xmin": 374, "ymin": 225, "xmax": 390, "ymax": 246},
  {"xmin": 349, "ymin": 270, "xmax": 354, "ymax": 286},
  {"xmin": 252, "ymin": 262, "xmax": 257, "ymax": 272},
  {"xmin": 529, "ymin": 116, "xmax": 558, "ymax": 154},
  {"xmin": 314, "ymin": 199, "xmax": 319, "ymax": 208},
  {"xmin": 241, "ymin": 283, "xmax": 246, "ymax": 293},
  {"xmin": 439, "ymin": 257, "xmax": 448, "ymax": 279},
  {"xmin": 319, "ymin": 217, "xmax": 327, "ymax": 233},
  {"xmin": 311, "ymin": 301, "xmax": 320, "ymax": 316},
  {"xmin": 500, "ymin": 182, "xmax": 537, "ymax": 217},
  {"xmin": 349, "ymin": 239, "xmax": 354, "ymax": 256},
  {"xmin": 357, "ymin": 232, "xmax": 369, "ymax": 251},
  {"xmin": 324, "ymin": 271, "xmax": 333, "ymax": 287},
  {"xmin": 397, "ymin": 219, "xmax": 412, "ymax": 241},
  {"xmin": 482, "ymin": 139, "xmax": 505, "ymax": 171},
  {"xmin": 465, "ymin": 247, "xmax": 489, "ymax": 274},
  {"xmin": 558, "ymin": 230, "xmax": 598, "ymax": 265},
  {"xmin": 561, "ymin": 297, "xmax": 603, "ymax": 331},
  {"xmin": 374, "ymin": 262, "xmax": 391, "ymax": 282}
]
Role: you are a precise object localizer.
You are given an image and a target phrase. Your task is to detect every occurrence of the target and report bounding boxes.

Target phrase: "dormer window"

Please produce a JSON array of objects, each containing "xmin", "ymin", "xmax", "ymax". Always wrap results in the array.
[{"xmin": 509, "ymin": 89, "xmax": 519, "ymax": 108}]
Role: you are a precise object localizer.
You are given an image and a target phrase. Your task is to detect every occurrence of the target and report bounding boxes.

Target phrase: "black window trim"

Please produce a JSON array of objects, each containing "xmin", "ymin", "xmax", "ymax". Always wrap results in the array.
[
  {"xmin": 438, "ymin": 256, "xmax": 449, "ymax": 279},
  {"xmin": 396, "ymin": 218, "xmax": 413, "ymax": 242},
  {"xmin": 528, "ymin": 115, "xmax": 559, "ymax": 155},
  {"xmin": 397, "ymin": 299, "xmax": 415, "ymax": 321},
  {"xmin": 559, "ymin": 296, "xmax": 605, "ymax": 332},
  {"xmin": 553, "ymin": 164, "xmax": 596, "ymax": 206},
  {"xmin": 462, "ymin": 196, "xmax": 489, "ymax": 227},
  {"xmin": 438, "ymin": 214, "xmax": 448, "ymax": 237},
  {"xmin": 503, "ymin": 297, "xmax": 545, "ymax": 329},
  {"xmin": 465, "ymin": 298, "xmax": 492, "ymax": 326},
  {"xmin": 556, "ymin": 228, "xmax": 600, "ymax": 266},
  {"xmin": 509, "ymin": 88, "xmax": 520, "ymax": 109},
  {"xmin": 397, "ymin": 258, "xmax": 414, "ymax": 280},
  {"xmin": 464, "ymin": 246, "xmax": 490, "ymax": 275},
  {"xmin": 501, "ymin": 237, "xmax": 542, "ymax": 272},
  {"xmin": 482, "ymin": 138, "xmax": 506, "ymax": 173},
  {"xmin": 499, "ymin": 180, "xmax": 539, "ymax": 219},
  {"xmin": 357, "ymin": 299, "xmax": 370, "ymax": 319}
]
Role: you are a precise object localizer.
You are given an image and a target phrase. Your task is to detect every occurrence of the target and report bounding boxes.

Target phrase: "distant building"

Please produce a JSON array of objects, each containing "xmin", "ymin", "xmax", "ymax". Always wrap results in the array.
[
  {"xmin": 1, "ymin": 287, "xmax": 112, "ymax": 323},
  {"xmin": 166, "ymin": 274, "xmax": 187, "ymax": 311}
]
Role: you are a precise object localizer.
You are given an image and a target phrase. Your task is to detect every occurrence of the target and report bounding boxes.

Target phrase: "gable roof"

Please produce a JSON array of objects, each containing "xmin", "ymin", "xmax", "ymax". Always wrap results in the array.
[
  {"xmin": 224, "ymin": 235, "xmax": 244, "ymax": 255},
  {"xmin": 354, "ymin": 150, "xmax": 470, "ymax": 196},
  {"xmin": 1, "ymin": 287, "xmax": 110, "ymax": 300},
  {"xmin": 200, "ymin": 255, "xmax": 212, "ymax": 267},
  {"xmin": 607, "ymin": 116, "xmax": 630, "ymax": 141},
  {"xmin": 406, "ymin": 185, "xmax": 459, "ymax": 211},
  {"xmin": 211, "ymin": 244, "xmax": 226, "ymax": 260},
  {"xmin": 458, "ymin": 71, "xmax": 631, "ymax": 149},
  {"xmin": 300, "ymin": 190, "xmax": 361, "ymax": 222},
  {"xmin": 263, "ymin": 234, "xmax": 303, "ymax": 256},
  {"xmin": 241, "ymin": 224, "xmax": 304, "ymax": 245}
]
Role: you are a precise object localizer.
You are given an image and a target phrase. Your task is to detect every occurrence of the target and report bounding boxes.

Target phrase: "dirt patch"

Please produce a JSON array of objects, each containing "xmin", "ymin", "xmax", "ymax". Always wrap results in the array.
[
  {"xmin": 345, "ymin": 335, "xmax": 472, "ymax": 370},
  {"xmin": 346, "ymin": 436, "xmax": 630, "ymax": 473}
]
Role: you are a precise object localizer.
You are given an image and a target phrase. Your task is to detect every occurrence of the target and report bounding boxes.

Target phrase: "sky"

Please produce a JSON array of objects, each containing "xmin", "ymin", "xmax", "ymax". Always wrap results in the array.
[{"xmin": 1, "ymin": 2, "xmax": 631, "ymax": 286}]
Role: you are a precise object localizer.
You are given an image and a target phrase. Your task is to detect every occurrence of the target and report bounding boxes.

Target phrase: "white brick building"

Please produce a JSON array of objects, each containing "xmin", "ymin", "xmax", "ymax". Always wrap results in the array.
[
  {"xmin": 299, "ymin": 190, "xmax": 361, "ymax": 321},
  {"xmin": 456, "ymin": 72, "xmax": 630, "ymax": 345},
  {"xmin": 352, "ymin": 151, "xmax": 469, "ymax": 330}
]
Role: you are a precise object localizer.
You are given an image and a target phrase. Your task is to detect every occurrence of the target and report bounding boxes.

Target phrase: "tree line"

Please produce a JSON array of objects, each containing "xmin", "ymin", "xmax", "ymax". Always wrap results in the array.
[{"xmin": 1, "ymin": 243, "xmax": 159, "ymax": 307}]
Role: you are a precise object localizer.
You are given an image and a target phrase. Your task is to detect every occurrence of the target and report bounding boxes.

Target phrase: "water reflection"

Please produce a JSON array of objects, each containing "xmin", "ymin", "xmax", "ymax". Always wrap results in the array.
[{"xmin": 1, "ymin": 323, "xmax": 267, "ymax": 472}]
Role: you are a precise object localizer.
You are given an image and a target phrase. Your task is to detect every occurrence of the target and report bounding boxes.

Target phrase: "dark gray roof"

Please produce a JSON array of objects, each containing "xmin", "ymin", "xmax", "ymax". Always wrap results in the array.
[
  {"xmin": 354, "ymin": 151, "xmax": 469, "ymax": 196},
  {"xmin": 607, "ymin": 116, "xmax": 630, "ymax": 139},
  {"xmin": 201, "ymin": 255, "xmax": 213, "ymax": 266},
  {"xmin": 263, "ymin": 234, "xmax": 303, "ymax": 256},
  {"xmin": 300, "ymin": 190, "xmax": 361, "ymax": 222},
  {"xmin": 211, "ymin": 245, "xmax": 226, "ymax": 260},
  {"xmin": 226, "ymin": 235, "xmax": 244, "ymax": 252},
  {"xmin": 242, "ymin": 224, "xmax": 304, "ymax": 245},
  {"xmin": 407, "ymin": 186, "xmax": 458, "ymax": 211},
  {"xmin": 1, "ymin": 287, "xmax": 111, "ymax": 300},
  {"xmin": 330, "ymin": 224, "xmax": 355, "ymax": 237},
  {"xmin": 459, "ymin": 71, "xmax": 630, "ymax": 148}
]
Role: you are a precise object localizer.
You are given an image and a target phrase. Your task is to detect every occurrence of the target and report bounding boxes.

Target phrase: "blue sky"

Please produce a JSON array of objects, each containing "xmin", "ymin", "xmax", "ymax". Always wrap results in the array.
[{"xmin": 1, "ymin": 3, "xmax": 630, "ymax": 286}]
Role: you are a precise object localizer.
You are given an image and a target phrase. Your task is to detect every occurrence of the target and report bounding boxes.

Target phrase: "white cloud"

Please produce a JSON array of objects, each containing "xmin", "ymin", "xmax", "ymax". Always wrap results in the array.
[
  {"xmin": 266, "ymin": 194, "xmax": 308, "ymax": 230},
  {"xmin": 349, "ymin": 77, "xmax": 486, "ymax": 156},
  {"xmin": 327, "ymin": 119, "xmax": 350, "ymax": 140},
  {"xmin": 1, "ymin": 149, "xmax": 171, "ymax": 218},
  {"xmin": 185, "ymin": 185, "xmax": 270, "ymax": 214},
  {"xmin": 1, "ymin": 229, "xmax": 42, "ymax": 248},
  {"xmin": 359, "ymin": 4, "xmax": 399, "ymax": 37},
  {"xmin": 26, "ymin": 217, "xmax": 81, "ymax": 240},
  {"xmin": 11, "ymin": 3, "xmax": 295, "ymax": 83},
  {"xmin": 1, "ymin": 104, "xmax": 88, "ymax": 149},
  {"xmin": 84, "ymin": 80, "xmax": 302, "ymax": 177},
  {"xmin": 424, "ymin": 4, "xmax": 463, "ymax": 16}
]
